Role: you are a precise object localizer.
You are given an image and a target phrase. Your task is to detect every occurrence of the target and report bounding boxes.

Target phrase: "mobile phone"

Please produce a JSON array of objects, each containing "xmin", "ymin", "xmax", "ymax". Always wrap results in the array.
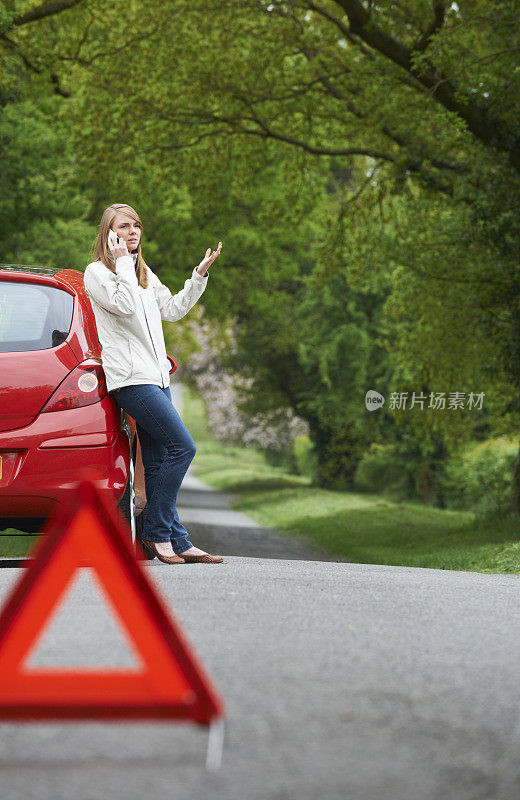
[{"xmin": 107, "ymin": 229, "xmax": 119, "ymax": 248}]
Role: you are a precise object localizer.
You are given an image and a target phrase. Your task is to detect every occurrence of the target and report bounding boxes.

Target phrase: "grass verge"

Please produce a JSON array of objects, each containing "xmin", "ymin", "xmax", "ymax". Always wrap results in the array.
[{"xmin": 0, "ymin": 532, "xmax": 35, "ymax": 558}]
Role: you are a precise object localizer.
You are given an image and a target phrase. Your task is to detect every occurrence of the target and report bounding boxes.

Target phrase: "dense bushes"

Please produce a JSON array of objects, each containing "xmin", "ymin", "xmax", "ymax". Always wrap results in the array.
[{"xmin": 352, "ymin": 437, "xmax": 517, "ymax": 515}]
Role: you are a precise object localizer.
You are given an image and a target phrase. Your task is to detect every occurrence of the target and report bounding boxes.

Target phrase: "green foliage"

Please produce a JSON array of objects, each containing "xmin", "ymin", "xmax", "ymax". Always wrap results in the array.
[
  {"xmin": 0, "ymin": 93, "xmax": 95, "ymax": 266},
  {"xmin": 442, "ymin": 438, "xmax": 518, "ymax": 516},
  {"xmin": 354, "ymin": 443, "xmax": 415, "ymax": 500},
  {"xmin": 0, "ymin": 9, "xmax": 17, "ymax": 37},
  {"xmin": 293, "ymin": 434, "xmax": 318, "ymax": 481},
  {"xmin": 353, "ymin": 426, "xmax": 451, "ymax": 507}
]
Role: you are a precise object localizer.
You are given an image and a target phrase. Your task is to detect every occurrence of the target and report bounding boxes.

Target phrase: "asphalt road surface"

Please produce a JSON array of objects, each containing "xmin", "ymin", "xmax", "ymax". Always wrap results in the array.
[{"xmin": 0, "ymin": 559, "xmax": 519, "ymax": 800}]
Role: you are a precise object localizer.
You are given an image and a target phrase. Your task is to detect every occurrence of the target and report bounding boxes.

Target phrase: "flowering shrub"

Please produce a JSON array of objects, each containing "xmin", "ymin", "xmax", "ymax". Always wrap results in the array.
[{"xmin": 180, "ymin": 318, "xmax": 309, "ymax": 461}]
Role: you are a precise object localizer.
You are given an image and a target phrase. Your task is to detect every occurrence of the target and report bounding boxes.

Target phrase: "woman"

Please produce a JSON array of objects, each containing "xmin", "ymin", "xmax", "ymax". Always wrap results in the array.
[{"xmin": 84, "ymin": 202, "xmax": 223, "ymax": 564}]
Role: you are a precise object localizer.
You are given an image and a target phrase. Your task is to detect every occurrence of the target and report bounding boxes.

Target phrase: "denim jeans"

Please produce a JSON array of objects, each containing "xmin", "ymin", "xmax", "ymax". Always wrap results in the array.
[{"xmin": 110, "ymin": 384, "xmax": 195, "ymax": 552}]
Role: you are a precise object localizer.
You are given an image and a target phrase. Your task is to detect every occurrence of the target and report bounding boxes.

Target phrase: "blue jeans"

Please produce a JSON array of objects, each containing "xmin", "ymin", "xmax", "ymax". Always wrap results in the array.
[{"xmin": 110, "ymin": 384, "xmax": 195, "ymax": 552}]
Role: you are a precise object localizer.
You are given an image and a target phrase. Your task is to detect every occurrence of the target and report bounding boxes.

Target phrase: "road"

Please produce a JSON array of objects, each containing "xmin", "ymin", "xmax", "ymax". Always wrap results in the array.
[{"xmin": 0, "ymin": 559, "xmax": 519, "ymax": 800}]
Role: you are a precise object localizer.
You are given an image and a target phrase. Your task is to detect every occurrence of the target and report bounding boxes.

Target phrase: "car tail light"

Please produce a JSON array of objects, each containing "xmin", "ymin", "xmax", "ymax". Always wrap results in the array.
[{"xmin": 40, "ymin": 361, "xmax": 108, "ymax": 412}]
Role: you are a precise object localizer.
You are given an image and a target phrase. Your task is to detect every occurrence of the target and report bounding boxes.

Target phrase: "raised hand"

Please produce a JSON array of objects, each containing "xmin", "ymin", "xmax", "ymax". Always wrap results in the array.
[{"xmin": 197, "ymin": 242, "xmax": 222, "ymax": 276}]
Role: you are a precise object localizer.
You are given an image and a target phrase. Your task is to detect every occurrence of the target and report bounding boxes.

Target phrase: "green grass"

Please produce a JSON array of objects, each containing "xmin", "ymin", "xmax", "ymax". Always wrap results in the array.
[
  {"xmin": 0, "ymin": 532, "xmax": 36, "ymax": 558},
  {"xmin": 181, "ymin": 383, "xmax": 520, "ymax": 574}
]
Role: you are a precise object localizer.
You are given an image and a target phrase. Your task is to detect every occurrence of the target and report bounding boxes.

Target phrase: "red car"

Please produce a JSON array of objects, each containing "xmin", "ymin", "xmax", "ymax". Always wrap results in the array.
[{"xmin": 0, "ymin": 264, "xmax": 176, "ymax": 556}]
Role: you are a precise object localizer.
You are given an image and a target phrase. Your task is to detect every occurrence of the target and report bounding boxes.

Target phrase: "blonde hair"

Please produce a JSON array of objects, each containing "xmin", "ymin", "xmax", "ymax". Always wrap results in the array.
[{"xmin": 91, "ymin": 203, "xmax": 148, "ymax": 289}]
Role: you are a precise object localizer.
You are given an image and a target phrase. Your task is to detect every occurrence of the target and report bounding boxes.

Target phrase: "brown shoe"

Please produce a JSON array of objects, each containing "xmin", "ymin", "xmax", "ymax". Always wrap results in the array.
[
  {"xmin": 181, "ymin": 553, "xmax": 224, "ymax": 563},
  {"xmin": 141, "ymin": 540, "xmax": 185, "ymax": 564}
]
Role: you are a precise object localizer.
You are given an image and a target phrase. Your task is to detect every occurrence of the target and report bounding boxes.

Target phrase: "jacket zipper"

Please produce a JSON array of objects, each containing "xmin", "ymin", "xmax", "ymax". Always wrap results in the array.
[{"xmin": 139, "ymin": 293, "xmax": 166, "ymax": 387}]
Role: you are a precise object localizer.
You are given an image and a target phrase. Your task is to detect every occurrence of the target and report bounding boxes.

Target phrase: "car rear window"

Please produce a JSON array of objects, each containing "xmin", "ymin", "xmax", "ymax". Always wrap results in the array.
[{"xmin": 0, "ymin": 281, "xmax": 74, "ymax": 352}]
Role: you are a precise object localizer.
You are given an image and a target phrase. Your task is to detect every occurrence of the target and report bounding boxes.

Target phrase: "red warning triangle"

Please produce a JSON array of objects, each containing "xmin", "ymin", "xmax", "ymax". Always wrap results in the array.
[{"xmin": 0, "ymin": 479, "xmax": 225, "ymax": 723}]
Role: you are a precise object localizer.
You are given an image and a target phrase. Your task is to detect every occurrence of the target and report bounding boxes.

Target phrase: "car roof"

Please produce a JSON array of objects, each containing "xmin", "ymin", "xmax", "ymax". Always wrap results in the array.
[
  {"xmin": 0, "ymin": 264, "xmax": 62, "ymax": 275},
  {"xmin": 0, "ymin": 264, "xmax": 86, "ymax": 294}
]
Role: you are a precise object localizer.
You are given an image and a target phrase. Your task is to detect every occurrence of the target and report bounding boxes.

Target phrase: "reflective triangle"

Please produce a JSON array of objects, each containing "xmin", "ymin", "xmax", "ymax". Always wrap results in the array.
[{"xmin": 0, "ymin": 479, "xmax": 224, "ymax": 723}]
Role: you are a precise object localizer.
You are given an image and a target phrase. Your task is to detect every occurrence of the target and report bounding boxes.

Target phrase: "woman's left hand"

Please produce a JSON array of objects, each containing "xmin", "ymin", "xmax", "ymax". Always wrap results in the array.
[{"xmin": 197, "ymin": 242, "xmax": 222, "ymax": 276}]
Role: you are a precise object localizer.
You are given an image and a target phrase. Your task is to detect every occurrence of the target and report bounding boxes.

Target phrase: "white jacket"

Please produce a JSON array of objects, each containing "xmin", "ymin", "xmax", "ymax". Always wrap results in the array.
[{"xmin": 83, "ymin": 253, "xmax": 208, "ymax": 392}]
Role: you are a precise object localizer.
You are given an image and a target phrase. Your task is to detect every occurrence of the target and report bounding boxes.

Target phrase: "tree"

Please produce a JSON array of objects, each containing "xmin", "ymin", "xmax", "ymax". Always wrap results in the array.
[
  {"xmin": 2, "ymin": 0, "xmax": 520, "ymax": 502},
  {"xmin": 0, "ymin": 91, "xmax": 94, "ymax": 265}
]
